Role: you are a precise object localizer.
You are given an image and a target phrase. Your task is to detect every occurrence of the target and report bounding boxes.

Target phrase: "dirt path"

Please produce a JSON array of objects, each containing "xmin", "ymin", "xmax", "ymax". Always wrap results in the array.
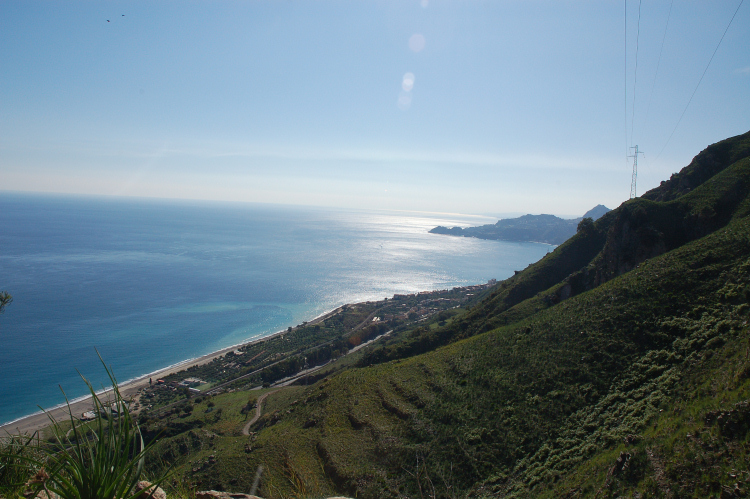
[{"xmin": 242, "ymin": 390, "xmax": 280, "ymax": 436}]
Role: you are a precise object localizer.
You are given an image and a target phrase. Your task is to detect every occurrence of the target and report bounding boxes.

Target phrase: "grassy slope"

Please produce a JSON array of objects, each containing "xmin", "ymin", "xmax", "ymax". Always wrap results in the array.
[
  {"xmin": 145, "ymin": 131, "xmax": 750, "ymax": 498},
  {"xmin": 641, "ymin": 130, "xmax": 750, "ymax": 203},
  {"xmin": 356, "ymin": 132, "xmax": 750, "ymax": 369},
  {"xmin": 238, "ymin": 214, "xmax": 749, "ymax": 498}
]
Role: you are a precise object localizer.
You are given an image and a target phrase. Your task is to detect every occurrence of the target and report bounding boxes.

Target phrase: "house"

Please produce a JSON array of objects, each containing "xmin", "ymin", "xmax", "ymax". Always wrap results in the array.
[{"xmin": 178, "ymin": 377, "xmax": 204, "ymax": 388}]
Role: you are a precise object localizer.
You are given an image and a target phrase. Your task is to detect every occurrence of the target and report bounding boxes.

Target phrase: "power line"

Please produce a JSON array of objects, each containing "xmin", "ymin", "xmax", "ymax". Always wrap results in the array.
[
  {"xmin": 656, "ymin": 0, "xmax": 745, "ymax": 160},
  {"xmin": 644, "ymin": 0, "xmax": 674, "ymax": 127},
  {"xmin": 629, "ymin": 0, "xmax": 643, "ymax": 147},
  {"xmin": 624, "ymin": 0, "xmax": 630, "ymax": 154}
]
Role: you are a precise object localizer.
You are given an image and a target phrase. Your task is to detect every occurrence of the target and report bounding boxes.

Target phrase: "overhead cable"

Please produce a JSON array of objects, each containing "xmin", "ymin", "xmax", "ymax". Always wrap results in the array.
[
  {"xmin": 656, "ymin": 0, "xmax": 745, "ymax": 160},
  {"xmin": 644, "ymin": 0, "xmax": 674, "ymax": 127},
  {"xmin": 630, "ymin": 0, "xmax": 643, "ymax": 147},
  {"xmin": 624, "ymin": 0, "xmax": 628, "ymax": 160}
]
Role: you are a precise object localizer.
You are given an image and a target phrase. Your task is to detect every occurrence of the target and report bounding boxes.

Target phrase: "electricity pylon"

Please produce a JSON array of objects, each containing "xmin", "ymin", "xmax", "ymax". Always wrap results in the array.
[{"xmin": 628, "ymin": 145, "xmax": 644, "ymax": 199}]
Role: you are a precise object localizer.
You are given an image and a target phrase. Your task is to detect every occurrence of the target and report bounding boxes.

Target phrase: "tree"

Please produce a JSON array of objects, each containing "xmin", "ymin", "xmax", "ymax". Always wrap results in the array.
[
  {"xmin": 0, "ymin": 292, "xmax": 11, "ymax": 314},
  {"xmin": 577, "ymin": 217, "xmax": 595, "ymax": 235}
]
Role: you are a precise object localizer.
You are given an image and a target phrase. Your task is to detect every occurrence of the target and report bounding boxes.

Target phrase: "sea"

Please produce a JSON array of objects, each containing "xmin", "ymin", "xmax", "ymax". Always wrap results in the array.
[{"xmin": 0, "ymin": 192, "xmax": 552, "ymax": 425}]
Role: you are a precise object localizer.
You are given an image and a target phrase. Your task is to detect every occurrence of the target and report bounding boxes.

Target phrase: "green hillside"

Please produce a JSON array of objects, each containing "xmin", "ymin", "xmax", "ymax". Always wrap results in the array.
[{"xmin": 140, "ymin": 131, "xmax": 750, "ymax": 498}]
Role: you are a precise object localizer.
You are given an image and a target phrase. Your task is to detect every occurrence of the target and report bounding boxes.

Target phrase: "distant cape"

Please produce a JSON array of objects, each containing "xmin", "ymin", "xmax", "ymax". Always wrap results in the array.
[{"xmin": 429, "ymin": 204, "xmax": 611, "ymax": 245}]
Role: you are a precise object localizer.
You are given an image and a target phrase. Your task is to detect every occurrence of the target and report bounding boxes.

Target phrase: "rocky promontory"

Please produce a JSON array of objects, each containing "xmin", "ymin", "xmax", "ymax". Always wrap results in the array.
[{"xmin": 430, "ymin": 204, "xmax": 610, "ymax": 245}]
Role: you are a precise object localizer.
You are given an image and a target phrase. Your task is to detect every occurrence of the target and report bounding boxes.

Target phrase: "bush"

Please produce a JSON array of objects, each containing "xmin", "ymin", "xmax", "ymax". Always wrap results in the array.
[{"xmin": 577, "ymin": 217, "xmax": 595, "ymax": 234}]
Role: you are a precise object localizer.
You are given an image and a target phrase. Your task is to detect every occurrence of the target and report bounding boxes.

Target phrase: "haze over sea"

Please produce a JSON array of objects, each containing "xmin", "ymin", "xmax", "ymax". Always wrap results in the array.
[{"xmin": 0, "ymin": 193, "xmax": 551, "ymax": 425}]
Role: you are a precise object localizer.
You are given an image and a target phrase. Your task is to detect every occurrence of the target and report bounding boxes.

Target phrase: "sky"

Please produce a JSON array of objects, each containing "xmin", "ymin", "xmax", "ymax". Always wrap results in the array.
[{"xmin": 1, "ymin": 0, "xmax": 748, "ymax": 218}]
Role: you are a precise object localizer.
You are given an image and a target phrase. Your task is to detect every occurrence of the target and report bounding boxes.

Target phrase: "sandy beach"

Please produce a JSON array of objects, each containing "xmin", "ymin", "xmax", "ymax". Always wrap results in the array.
[{"xmin": 0, "ymin": 305, "xmax": 344, "ymax": 436}]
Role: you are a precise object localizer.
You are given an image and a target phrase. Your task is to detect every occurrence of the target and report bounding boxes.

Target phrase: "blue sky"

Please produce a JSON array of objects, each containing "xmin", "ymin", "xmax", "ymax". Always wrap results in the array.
[{"xmin": 2, "ymin": 0, "xmax": 748, "ymax": 217}]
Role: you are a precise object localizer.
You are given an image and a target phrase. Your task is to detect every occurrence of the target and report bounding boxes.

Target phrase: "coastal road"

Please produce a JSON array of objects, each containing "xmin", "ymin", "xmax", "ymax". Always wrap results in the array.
[
  {"xmin": 203, "ymin": 311, "xmax": 382, "ymax": 396},
  {"xmin": 242, "ymin": 389, "xmax": 281, "ymax": 435},
  {"xmin": 4, "ymin": 306, "xmax": 392, "ymax": 436},
  {"xmin": 351, "ymin": 310, "xmax": 379, "ymax": 332},
  {"xmin": 0, "ymin": 308, "xmax": 350, "ymax": 435}
]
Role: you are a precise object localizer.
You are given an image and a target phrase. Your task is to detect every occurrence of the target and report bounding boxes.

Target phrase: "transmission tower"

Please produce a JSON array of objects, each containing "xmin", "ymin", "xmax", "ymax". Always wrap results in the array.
[{"xmin": 628, "ymin": 145, "xmax": 644, "ymax": 199}]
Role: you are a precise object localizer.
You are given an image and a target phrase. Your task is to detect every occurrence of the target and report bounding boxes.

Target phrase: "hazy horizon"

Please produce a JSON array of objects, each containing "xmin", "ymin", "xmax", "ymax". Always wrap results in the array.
[{"xmin": 0, "ymin": 189, "xmax": 609, "ymax": 222}]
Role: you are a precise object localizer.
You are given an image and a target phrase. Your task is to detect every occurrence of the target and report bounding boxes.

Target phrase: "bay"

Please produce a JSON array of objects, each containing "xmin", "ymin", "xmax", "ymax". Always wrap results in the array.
[{"xmin": 0, "ymin": 192, "xmax": 551, "ymax": 424}]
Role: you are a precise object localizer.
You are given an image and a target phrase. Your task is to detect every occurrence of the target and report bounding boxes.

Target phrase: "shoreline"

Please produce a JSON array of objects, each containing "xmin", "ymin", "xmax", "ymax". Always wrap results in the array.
[
  {"xmin": 1, "ymin": 276, "xmax": 498, "ymax": 436},
  {"xmin": 0, "ymin": 304, "xmax": 345, "ymax": 436}
]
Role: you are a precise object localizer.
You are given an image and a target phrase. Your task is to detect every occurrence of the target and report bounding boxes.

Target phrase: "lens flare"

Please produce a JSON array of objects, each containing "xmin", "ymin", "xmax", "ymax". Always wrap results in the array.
[
  {"xmin": 408, "ymin": 34, "xmax": 425, "ymax": 53},
  {"xmin": 397, "ymin": 92, "xmax": 412, "ymax": 110},
  {"xmin": 402, "ymin": 72, "xmax": 415, "ymax": 92}
]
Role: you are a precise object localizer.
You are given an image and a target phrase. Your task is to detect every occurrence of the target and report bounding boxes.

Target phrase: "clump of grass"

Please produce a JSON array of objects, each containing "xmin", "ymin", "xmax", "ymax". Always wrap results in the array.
[
  {"xmin": 0, "ymin": 433, "xmax": 41, "ymax": 498},
  {"xmin": 5, "ymin": 354, "xmax": 169, "ymax": 499}
]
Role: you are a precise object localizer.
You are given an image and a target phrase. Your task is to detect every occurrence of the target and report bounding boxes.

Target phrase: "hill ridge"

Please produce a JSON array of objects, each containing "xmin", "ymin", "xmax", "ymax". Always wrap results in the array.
[{"xmin": 137, "ymin": 130, "xmax": 750, "ymax": 498}]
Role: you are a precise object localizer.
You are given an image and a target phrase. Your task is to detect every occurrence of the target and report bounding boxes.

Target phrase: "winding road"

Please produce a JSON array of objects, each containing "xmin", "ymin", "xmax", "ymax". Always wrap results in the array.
[{"xmin": 241, "ymin": 389, "xmax": 280, "ymax": 436}]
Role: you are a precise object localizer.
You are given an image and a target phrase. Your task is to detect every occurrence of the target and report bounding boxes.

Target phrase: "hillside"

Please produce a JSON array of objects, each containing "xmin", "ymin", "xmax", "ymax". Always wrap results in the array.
[
  {"xmin": 136, "ymin": 131, "xmax": 750, "ymax": 498},
  {"xmin": 429, "ymin": 205, "xmax": 610, "ymax": 245}
]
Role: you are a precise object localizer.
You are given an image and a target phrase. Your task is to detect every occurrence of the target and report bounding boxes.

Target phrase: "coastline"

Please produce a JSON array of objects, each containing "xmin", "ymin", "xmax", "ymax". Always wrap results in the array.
[{"xmin": 0, "ymin": 305, "xmax": 344, "ymax": 436}]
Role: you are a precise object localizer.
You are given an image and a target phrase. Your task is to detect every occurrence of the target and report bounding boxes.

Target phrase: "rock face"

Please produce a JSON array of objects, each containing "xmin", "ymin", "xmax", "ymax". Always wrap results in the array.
[
  {"xmin": 642, "ymin": 131, "xmax": 750, "ymax": 202},
  {"xmin": 536, "ymin": 131, "xmax": 750, "ymax": 309},
  {"xmin": 545, "ymin": 196, "xmax": 729, "ymax": 304}
]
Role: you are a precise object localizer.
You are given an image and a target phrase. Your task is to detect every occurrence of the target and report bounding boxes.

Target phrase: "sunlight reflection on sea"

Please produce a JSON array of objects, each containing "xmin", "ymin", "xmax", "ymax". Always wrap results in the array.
[{"xmin": 0, "ymin": 194, "xmax": 550, "ymax": 424}]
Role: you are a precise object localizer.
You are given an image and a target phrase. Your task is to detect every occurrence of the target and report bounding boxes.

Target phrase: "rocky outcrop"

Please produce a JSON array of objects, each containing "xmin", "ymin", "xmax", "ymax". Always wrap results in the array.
[
  {"xmin": 195, "ymin": 492, "xmax": 262, "ymax": 499},
  {"xmin": 704, "ymin": 400, "xmax": 750, "ymax": 440},
  {"xmin": 607, "ymin": 451, "xmax": 632, "ymax": 477},
  {"xmin": 541, "ymin": 132, "xmax": 750, "ymax": 308},
  {"xmin": 195, "ymin": 493, "xmax": 351, "ymax": 499},
  {"xmin": 642, "ymin": 130, "xmax": 750, "ymax": 202},
  {"xmin": 134, "ymin": 481, "xmax": 167, "ymax": 499}
]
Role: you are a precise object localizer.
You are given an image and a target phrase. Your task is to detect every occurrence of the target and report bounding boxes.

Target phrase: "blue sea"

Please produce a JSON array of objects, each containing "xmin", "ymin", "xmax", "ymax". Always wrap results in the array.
[{"xmin": 0, "ymin": 193, "xmax": 551, "ymax": 425}]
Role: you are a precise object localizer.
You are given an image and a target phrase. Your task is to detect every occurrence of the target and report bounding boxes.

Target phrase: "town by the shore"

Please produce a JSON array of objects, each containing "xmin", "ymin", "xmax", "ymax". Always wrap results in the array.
[
  {"xmin": 1, "ymin": 279, "xmax": 498, "ymax": 437},
  {"xmin": 0, "ymin": 305, "xmax": 345, "ymax": 436}
]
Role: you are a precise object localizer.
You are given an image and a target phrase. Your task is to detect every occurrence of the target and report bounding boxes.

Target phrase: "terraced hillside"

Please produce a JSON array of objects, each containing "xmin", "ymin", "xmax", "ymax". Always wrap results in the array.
[{"xmin": 145, "ymin": 130, "xmax": 750, "ymax": 498}]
